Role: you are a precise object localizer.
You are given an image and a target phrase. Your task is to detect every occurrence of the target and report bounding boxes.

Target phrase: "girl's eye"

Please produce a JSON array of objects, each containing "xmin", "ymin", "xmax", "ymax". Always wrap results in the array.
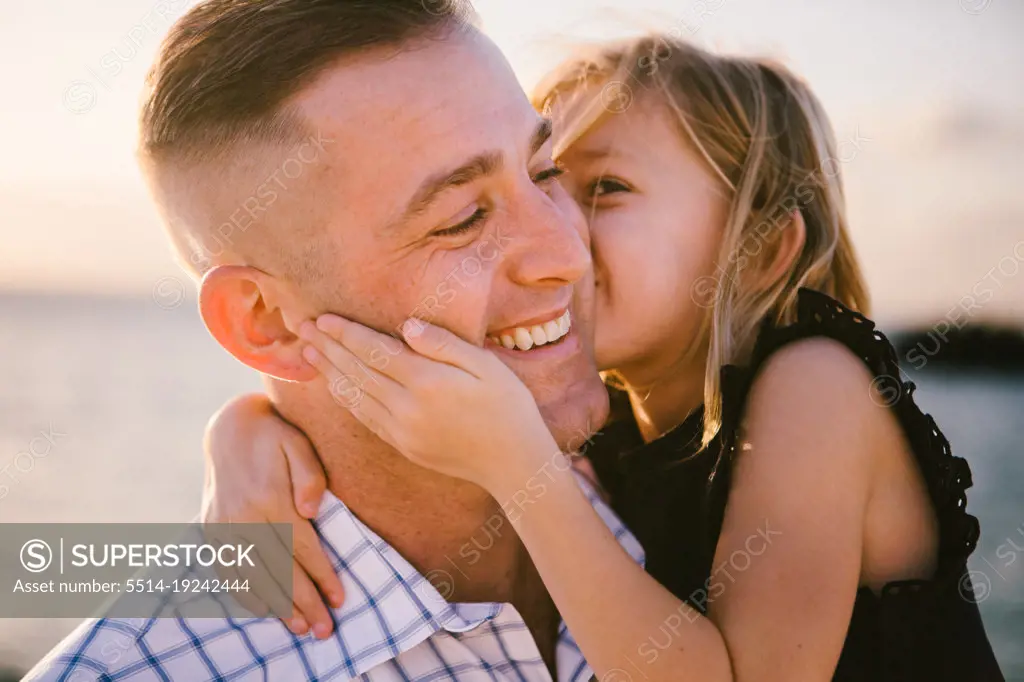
[
  {"xmin": 588, "ymin": 178, "xmax": 631, "ymax": 200},
  {"xmin": 433, "ymin": 207, "xmax": 487, "ymax": 238}
]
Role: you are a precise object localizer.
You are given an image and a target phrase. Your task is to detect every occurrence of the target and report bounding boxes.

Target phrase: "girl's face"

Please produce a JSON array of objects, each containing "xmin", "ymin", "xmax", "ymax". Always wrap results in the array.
[{"xmin": 558, "ymin": 95, "xmax": 730, "ymax": 381}]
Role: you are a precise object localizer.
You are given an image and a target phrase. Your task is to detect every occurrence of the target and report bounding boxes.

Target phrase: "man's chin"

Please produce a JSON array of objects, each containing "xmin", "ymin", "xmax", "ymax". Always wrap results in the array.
[
  {"xmin": 534, "ymin": 373, "xmax": 609, "ymax": 455},
  {"xmin": 487, "ymin": 325, "xmax": 608, "ymax": 452}
]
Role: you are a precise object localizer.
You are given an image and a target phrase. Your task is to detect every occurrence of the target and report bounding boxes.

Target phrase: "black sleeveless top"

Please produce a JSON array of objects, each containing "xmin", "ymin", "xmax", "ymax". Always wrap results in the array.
[{"xmin": 588, "ymin": 289, "xmax": 1004, "ymax": 681}]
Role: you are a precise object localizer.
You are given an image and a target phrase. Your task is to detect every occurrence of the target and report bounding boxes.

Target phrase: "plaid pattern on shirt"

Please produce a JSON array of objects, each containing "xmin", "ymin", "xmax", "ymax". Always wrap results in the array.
[{"xmin": 26, "ymin": 475, "xmax": 644, "ymax": 681}]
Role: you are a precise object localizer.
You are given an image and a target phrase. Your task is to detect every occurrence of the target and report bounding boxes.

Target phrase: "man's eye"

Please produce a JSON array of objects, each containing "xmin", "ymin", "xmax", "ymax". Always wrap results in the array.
[
  {"xmin": 532, "ymin": 165, "xmax": 567, "ymax": 185},
  {"xmin": 433, "ymin": 208, "xmax": 487, "ymax": 238},
  {"xmin": 588, "ymin": 178, "xmax": 631, "ymax": 199}
]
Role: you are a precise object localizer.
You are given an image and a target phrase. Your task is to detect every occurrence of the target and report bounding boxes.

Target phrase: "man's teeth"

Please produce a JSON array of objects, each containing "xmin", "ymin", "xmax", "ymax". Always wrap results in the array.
[{"xmin": 491, "ymin": 311, "xmax": 571, "ymax": 351}]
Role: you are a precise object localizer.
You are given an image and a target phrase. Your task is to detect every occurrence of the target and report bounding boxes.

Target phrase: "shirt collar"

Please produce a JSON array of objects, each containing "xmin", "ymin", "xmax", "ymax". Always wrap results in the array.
[{"xmin": 312, "ymin": 472, "xmax": 645, "ymax": 680}]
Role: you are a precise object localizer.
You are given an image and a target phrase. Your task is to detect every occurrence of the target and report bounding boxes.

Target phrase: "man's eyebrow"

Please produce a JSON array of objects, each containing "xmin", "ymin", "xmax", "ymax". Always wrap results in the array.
[
  {"xmin": 400, "ymin": 152, "xmax": 502, "ymax": 224},
  {"xmin": 396, "ymin": 119, "xmax": 554, "ymax": 227}
]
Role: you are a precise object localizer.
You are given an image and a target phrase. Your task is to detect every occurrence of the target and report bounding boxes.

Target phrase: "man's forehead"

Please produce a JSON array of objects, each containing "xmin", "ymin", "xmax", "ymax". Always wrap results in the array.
[
  {"xmin": 292, "ymin": 32, "xmax": 531, "ymax": 166},
  {"xmin": 281, "ymin": 31, "xmax": 538, "ymax": 237}
]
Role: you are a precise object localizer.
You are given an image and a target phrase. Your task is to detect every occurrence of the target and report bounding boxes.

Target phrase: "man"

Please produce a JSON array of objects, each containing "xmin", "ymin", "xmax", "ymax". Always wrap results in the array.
[{"xmin": 26, "ymin": 0, "xmax": 641, "ymax": 680}]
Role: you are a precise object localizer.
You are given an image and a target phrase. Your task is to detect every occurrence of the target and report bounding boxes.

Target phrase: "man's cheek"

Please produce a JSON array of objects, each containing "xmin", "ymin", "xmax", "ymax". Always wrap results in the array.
[
  {"xmin": 339, "ymin": 266, "xmax": 419, "ymax": 340},
  {"xmin": 409, "ymin": 294, "xmax": 444, "ymax": 324},
  {"xmin": 437, "ymin": 278, "xmax": 457, "ymax": 306},
  {"xmin": 410, "ymin": 252, "xmax": 500, "ymax": 344}
]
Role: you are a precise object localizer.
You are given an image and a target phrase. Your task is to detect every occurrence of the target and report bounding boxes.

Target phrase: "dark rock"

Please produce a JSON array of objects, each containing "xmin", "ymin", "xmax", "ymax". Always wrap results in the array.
[
  {"xmin": 894, "ymin": 324, "xmax": 1024, "ymax": 373},
  {"xmin": 0, "ymin": 667, "xmax": 25, "ymax": 682}
]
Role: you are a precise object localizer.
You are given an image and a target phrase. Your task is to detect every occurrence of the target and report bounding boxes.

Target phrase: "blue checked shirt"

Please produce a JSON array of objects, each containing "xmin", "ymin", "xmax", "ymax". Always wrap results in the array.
[{"xmin": 27, "ymin": 475, "xmax": 643, "ymax": 681}]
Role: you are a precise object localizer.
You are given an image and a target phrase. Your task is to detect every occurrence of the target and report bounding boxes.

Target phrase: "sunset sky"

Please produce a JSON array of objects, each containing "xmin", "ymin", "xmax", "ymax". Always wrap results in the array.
[{"xmin": 1, "ymin": 0, "xmax": 1021, "ymax": 324}]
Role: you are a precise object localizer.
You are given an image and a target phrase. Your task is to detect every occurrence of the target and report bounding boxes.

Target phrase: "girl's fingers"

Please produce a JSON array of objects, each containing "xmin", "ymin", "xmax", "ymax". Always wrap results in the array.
[
  {"xmin": 399, "ymin": 318, "xmax": 493, "ymax": 378},
  {"xmin": 200, "ymin": 527, "xmax": 271, "ymax": 618},
  {"xmin": 221, "ymin": 559, "xmax": 272, "ymax": 619},
  {"xmin": 300, "ymin": 322, "xmax": 403, "ymax": 398},
  {"xmin": 291, "ymin": 559, "xmax": 335, "ymax": 640},
  {"xmin": 300, "ymin": 327, "xmax": 397, "ymax": 408},
  {"xmin": 265, "ymin": 522, "xmax": 334, "ymax": 638},
  {"xmin": 301, "ymin": 344, "xmax": 394, "ymax": 441},
  {"xmin": 240, "ymin": 536, "xmax": 304, "ymax": 633},
  {"xmin": 313, "ymin": 315, "xmax": 441, "ymax": 385},
  {"xmin": 282, "ymin": 438, "xmax": 327, "ymax": 519},
  {"xmin": 292, "ymin": 520, "xmax": 345, "ymax": 611}
]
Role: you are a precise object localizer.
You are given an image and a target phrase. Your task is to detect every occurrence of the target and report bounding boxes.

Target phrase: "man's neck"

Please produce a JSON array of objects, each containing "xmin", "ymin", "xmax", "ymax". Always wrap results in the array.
[
  {"xmin": 270, "ymin": 382, "xmax": 560, "ymax": 670},
  {"xmin": 270, "ymin": 382, "xmax": 544, "ymax": 606},
  {"xmin": 323, "ymin": 431, "xmax": 524, "ymax": 604}
]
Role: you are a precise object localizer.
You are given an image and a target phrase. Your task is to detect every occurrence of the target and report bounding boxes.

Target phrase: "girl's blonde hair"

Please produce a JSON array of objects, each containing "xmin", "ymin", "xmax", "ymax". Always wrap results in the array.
[{"xmin": 532, "ymin": 35, "xmax": 870, "ymax": 447}]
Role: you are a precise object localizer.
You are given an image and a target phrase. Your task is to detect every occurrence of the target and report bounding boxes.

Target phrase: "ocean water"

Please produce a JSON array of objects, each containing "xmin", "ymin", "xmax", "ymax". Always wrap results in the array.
[{"xmin": 0, "ymin": 293, "xmax": 1021, "ymax": 679}]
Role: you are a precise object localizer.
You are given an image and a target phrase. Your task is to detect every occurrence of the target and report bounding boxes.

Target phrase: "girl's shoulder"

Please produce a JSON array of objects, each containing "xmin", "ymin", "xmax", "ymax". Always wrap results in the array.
[
  {"xmin": 722, "ymin": 288, "xmax": 911, "ymax": 437},
  {"xmin": 718, "ymin": 288, "xmax": 980, "ymax": 583},
  {"xmin": 739, "ymin": 287, "xmax": 906, "ymax": 390},
  {"xmin": 732, "ymin": 288, "xmax": 901, "ymax": 435}
]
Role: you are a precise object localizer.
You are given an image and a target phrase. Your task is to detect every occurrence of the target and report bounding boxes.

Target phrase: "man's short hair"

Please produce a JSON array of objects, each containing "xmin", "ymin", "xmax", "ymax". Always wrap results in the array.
[
  {"xmin": 140, "ymin": 0, "xmax": 475, "ymax": 277},
  {"xmin": 142, "ymin": 0, "xmax": 474, "ymax": 164}
]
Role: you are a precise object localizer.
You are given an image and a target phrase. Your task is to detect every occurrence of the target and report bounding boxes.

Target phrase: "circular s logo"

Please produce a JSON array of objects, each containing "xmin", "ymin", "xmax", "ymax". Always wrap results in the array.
[
  {"xmin": 152, "ymin": 276, "xmax": 186, "ymax": 310},
  {"xmin": 63, "ymin": 80, "xmax": 97, "ymax": 114},
  {"xmin": 601, "ymin": 81, "xmax": 634, "ymax": 114},
  {"xmin": 959, "ymin": 0, "xmax": 992, "ymax": 15},
  {"xmin": 21, "ymin": 539, "xmax": 53, "ymax": 573}
]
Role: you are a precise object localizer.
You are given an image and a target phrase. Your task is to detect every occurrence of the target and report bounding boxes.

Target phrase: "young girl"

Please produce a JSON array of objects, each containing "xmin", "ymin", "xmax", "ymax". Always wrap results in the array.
[{"xmin": 201, "ymin": 35, "xmax": 1003, "ymax": 680}]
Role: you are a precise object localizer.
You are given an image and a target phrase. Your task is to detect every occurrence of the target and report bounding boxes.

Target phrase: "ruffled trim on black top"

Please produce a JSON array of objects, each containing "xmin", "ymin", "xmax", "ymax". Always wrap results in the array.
[{"xmin": 712, "ymin": 288, "xmax": 980, "ymax": 589}]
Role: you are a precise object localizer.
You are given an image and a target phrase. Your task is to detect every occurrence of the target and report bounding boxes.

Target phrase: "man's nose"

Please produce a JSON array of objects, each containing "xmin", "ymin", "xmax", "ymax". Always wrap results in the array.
[{"xmin": 503, "ymin": 188, "xmax": 591, "ymax": 287}]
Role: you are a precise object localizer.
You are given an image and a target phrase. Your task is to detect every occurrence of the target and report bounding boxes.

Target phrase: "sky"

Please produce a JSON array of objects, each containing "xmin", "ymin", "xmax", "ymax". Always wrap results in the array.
[{"xmin": 0, "ymin": 0, "xmax": 1021, "ymax": 324}]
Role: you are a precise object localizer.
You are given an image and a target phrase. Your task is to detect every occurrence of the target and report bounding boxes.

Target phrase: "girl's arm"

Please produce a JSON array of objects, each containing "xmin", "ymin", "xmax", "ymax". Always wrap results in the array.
[
  {"xmin": 301, "ymin": 318, "xmax": 889, "ymax": 682},
  {"xmin": 498, "ymin": 338, "xmax": 879, "ymax": 681},
  {"xmin": 202, "ymin": 393, "xmax": 344, "ymax": 638}
]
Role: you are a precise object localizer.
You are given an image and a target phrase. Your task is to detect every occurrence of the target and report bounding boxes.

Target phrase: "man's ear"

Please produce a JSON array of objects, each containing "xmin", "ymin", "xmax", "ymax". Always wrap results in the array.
[
  {"xmin": 753, "ymin": 210, "xmax": 807, "ymax": 291},
  {"xmin": 199, "ymin": 265, "xmax": 318, "ymax": 382}
]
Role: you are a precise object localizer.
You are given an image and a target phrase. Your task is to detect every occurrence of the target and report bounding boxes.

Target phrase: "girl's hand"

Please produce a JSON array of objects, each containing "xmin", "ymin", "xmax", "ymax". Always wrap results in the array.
[
  {"xmin": 201, "ymin": 393, "xmax": 344, "ymax": 638},
  {"xmin": 299, "ymin": 317, "xmax": 560, "ymax": 494}
]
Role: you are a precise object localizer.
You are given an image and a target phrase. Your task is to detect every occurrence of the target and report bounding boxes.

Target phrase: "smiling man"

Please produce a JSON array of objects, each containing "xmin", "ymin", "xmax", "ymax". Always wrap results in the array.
[{"xmin": 26, "ymin": 1, "xmax": 641, "ymax": 680}]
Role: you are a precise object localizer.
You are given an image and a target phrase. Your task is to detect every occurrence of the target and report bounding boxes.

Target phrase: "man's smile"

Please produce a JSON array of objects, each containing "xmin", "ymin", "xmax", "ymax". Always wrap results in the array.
[{"xmin": 488, "ymin": 308, "xmax": 572, "ymax": 351}]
